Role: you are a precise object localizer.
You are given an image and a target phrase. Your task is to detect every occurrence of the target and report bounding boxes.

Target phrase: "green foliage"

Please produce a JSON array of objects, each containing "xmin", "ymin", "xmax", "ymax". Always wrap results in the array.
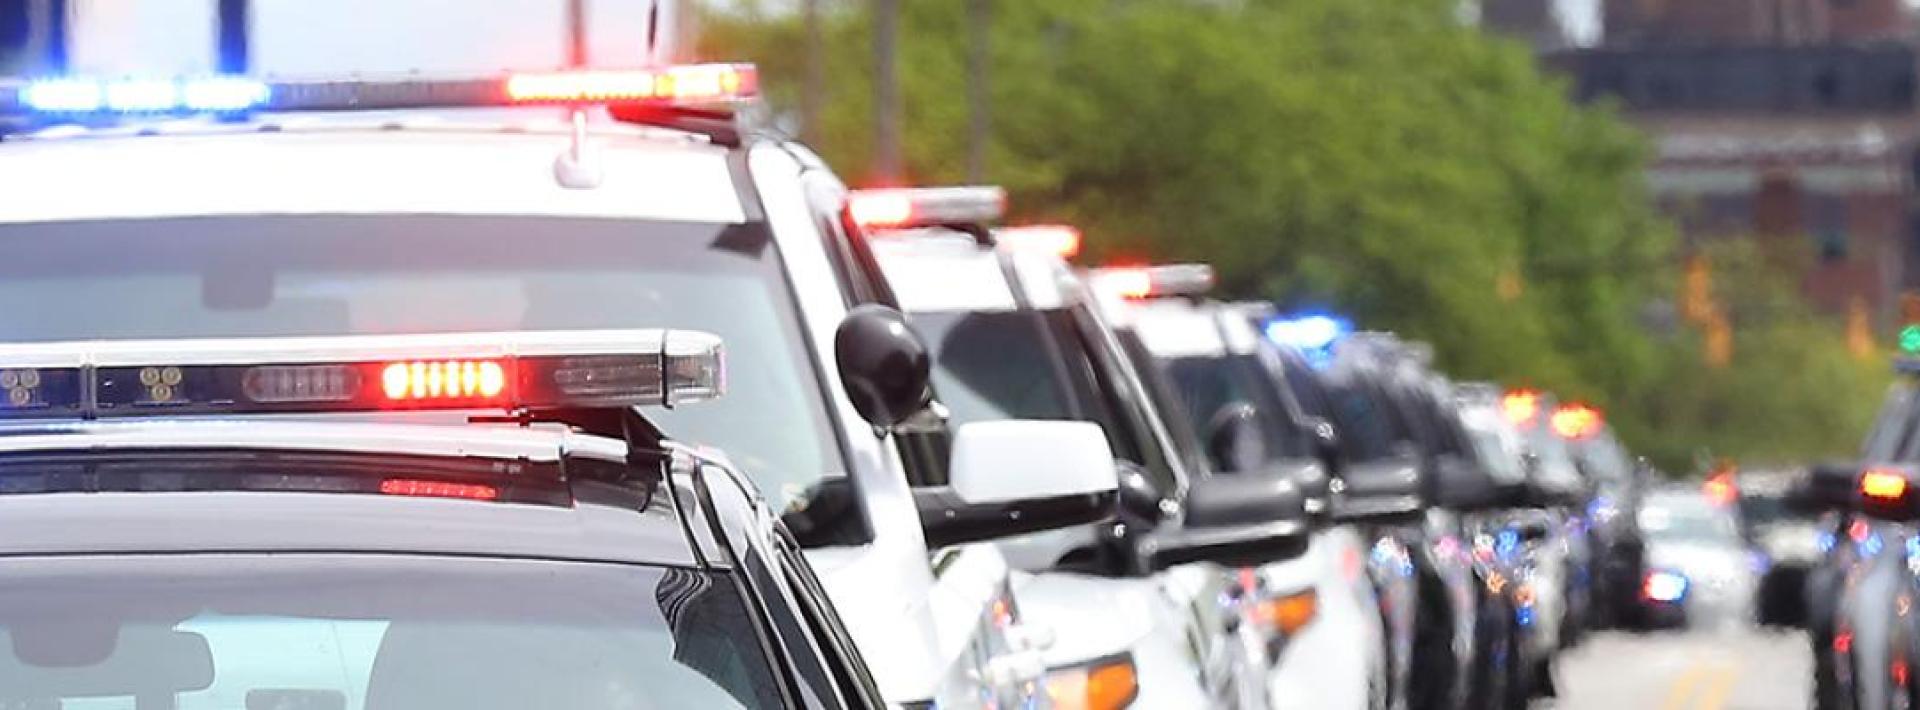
[{"xmin": 700, "ymin": 0, "xmax": 1886, "ymax": 471}]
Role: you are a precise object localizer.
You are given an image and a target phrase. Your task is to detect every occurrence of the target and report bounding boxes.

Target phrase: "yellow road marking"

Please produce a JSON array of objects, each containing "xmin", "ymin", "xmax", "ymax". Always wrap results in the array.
[
  {"xmin": 1694, "ymin": 665, "xmax": 1739, "ymax": 710},
  {"xmin": 1663, "ymin": 662, "xmax": 1709, "ymax": 710}
]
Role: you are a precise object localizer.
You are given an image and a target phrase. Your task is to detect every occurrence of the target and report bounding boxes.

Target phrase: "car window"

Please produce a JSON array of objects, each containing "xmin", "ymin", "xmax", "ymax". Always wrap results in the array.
[
  {"xmin": 0, "ymin": 215, "xmax": 843, "ymax": 517},
  {"xmin": 1161, "ymin": 354, "xmax": 1314, "ymax": 462},
  {"xmin": 0, "ymin": 555, "xmax": 781, "ymax": 710}
]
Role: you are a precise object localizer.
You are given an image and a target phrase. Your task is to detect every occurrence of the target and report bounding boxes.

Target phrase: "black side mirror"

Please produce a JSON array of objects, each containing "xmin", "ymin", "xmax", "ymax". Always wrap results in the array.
[
  {"xmin": 1205, "ymin": 402, "xmax": 1267, "ymax": 474},
  {"xmin": 1429, "ymin": 453, "xmax": 1502, "ymax": 511},
  {"xmin": 1333, "ymin": 458, "xmax": 1426, "ymax": 524},
  {"xmin": 834, "ymin": 304, "xmax": 933, "ymax": 430},
  {"xmin": 1790, "ymin": 461, "xmax": 1862, "ymax": 513},
  {"xmin": 1273, "ymin": 458, "xmax": 1332, "ymax": 521},
  {"xmin": 1139, "ymin": 472, "xmax": 1310, "ymax": 570}
]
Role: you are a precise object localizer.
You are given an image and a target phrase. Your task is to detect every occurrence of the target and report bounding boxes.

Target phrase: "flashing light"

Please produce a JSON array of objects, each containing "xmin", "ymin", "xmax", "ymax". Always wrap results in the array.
[
  {"xmin": 1255, "ymin": 590, "xmax": 1320, "ymax": 636},
  {"xmin": 997, "ymin": 225, "xmax": 1082, "ymax": 259},
  {"xmin": 1702, "ymin": 472, "xmax": 1737, "ymax": 506},
  {"xmin": 1550, "ymin": 403, "xmax": 1603, "ymax": 440},
  {"xmin": 0, "ymin": 329, "xmax": 723, "ymax": 419},
  {"xmin": 1264, "ymin": 314, "xmax": 1351, "ymax": 352},
  {"xmin": 846, "ymin": 186, "xmax": 1006, "ymax": 230},
  {"xmin": 1836, "ymin": 631, "xmax": 1854, "ymax": 654},
  {"xmin": 379, "ymin": 478, "xmax": 500, "ymax": 501},
  {"xmin": 8, "ymin": 63, "xmax": 756, "ymax": 121},
  {"xmin": 1503, "ymin": 390, "xmax": 1541, "ymax": 426},
  {"xmin": 1865, "ymin": 469, "xmax": 1910, "ymax": 500},
  {"xmin": 1642, "ymin": 570, "xmax": 1688, "ymax": 602},
  {"xmin": 19, "ymin": 77, "xmax": 269, "ymax": 114},
  {"xmin": 1044, "ymin": 656, "xmax": 1140, "ymax": 710},
  {"xmin": 1903, "ymin": 325, "xmax": 1920, "ymax": 355},
  {"xmin": 1090, "ymin": 264, "xmax": 1215, "ymax": 300},
  {"xmin": 505, "ymin": 64, "xmax": 756, "ymax": 105},
  {"xmin": 1851, "ymin": 519, "xmax": 1873, "ymax": 544},
  {"xmin": 380, "ymin": 360, "xmax": 508, "ymax": 402}
]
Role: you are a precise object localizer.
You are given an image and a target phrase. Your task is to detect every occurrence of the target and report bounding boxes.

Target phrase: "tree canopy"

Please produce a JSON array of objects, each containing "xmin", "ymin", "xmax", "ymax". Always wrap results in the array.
[{"xmin": 701, "ymin": 0, "xmax": 1887, "ymax": 472}]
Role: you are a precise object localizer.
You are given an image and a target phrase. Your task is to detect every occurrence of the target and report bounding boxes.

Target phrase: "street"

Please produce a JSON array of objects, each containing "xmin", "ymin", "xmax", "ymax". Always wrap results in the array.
[{"xmin": 1554, "ymin": 629, "xmax": 1813, "ymax": 710}]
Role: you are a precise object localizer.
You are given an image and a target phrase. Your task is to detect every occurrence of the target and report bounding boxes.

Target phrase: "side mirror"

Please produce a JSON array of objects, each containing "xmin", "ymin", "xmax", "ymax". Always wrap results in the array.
[
  {"xmin": 1274, "ymin": 458, "xmax": 1332, "ymax": 521},
  {"xmin": 1138, "ymin": 472, "xmax": 1310, "ymax": 570},
  {"xmin": 914, "ymin": 420, "xmax": 1120, "ymax": 549},
  {"xmin": 1205, "ymin": 403, "xmax": 1268, "ymax": 474},
  {"xmin": 1429, "ymin": 453, "xmax": 1503, "ymax": 511},
  {"xmin": 1333, "ymin": 458, "xmax": 1426, "ymax": 524},
  {"xmin": 834, "ymin": 304, "xmax": 933, "ymax": 430},
  {"xmin": 1789, "ymin": 462, "xmax": 1861, "ymax": 513}
]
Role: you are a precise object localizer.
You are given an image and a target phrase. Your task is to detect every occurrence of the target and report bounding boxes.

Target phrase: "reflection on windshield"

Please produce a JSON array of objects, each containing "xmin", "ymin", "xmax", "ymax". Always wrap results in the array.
[
  {"xmin": 1640, "ymin": 501, "xmax": 1741, "ymax": 544},
  {"xmin": 0, "ymin": 555, "xmax": 776, "ymax": 709},
  {"xmin": 0, "ymin": 215, "xmax": 843, "ymax": 513}
]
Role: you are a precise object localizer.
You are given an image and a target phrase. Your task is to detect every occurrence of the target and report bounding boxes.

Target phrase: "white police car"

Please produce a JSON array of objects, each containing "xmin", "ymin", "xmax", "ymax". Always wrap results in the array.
[
  {"xmin": 1085, "ymin": 268, "xmax": 1403, "ymax": 710},
  {"xmin": 0, "ymin": 328, "xmax": 890, "ymax": 709},
  {"xmin": 0, "ymin": 65, "xmax": 1118, "ymax": 708},
  {"xmin": 858, "ymin": 206, "xmax": 1315, "ymax": 708}
]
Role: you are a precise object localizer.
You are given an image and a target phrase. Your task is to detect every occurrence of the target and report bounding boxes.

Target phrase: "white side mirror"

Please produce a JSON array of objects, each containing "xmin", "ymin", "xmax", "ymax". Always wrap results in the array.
[{"xmin": 948, "ymin": 420, "xmax": 1118, "ymax": 505}]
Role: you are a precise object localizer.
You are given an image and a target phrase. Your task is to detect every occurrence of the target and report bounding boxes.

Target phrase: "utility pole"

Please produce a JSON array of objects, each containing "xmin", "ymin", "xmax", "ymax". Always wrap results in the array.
[
  {"xmin": 802, "ymin": 0, "xmax": 824, "ymax": 142},
  {"xmin": 872, "ymin": 0, "xmax": 902, "ymax": 183},
  {"xmin": 965, "ymin": 0, "xmax": 990, "ymax": 182}
]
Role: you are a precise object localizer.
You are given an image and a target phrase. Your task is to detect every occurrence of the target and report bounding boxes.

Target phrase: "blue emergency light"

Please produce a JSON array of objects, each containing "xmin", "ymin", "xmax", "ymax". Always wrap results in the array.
[
  {"xmin": 1264, "ymin": 314, "xmax": 1351, "ymax": 352},
  {"xmin": 19, "ymin": 77, "xmax": 271, "ymax": 114}
]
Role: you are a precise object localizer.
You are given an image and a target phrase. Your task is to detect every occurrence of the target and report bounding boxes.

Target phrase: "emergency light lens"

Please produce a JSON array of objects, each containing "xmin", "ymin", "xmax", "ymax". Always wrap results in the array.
[
  {"xmin": 1503, "ymin": 390, "xmax": 1541, "ymax": 426},
  {"xmin": 1550, "ymin": 403, "xmax": 1603, "ymax": 439},
  {"xmin": 243, "ymin": 365, "xmax": 361, "ymax": 403},
  {"xmin": 381, "ymin": 361, "xmax": 506, "ymax": 401},
  {"xmin": 847, "ymin": 192, "xmax": 916, "ymax": 229},
  {"xmin": 21, "ymin": 77, "xmax": 269, "ymax": 114},
  {"xmin": 998, "ymin": 225, "xmax": 1082, "ymax": 259},
  {"xmin": 505, "ymin": 64, "xmax": 758, "ymax": 104},
  {"xmin": 846, "ymin": 187, "xmax": 1007, "ymax": 230},
  {"xmin": 1643, "ymin": 571, "xmax": 1687, "ymax": 602},
  {"xmin": 379, "ymin": 478, "xmax": 499, "ymax": 501},
  {"xmin": 1864, "ymin": 470, "xmax": 1908, "ymax": 500},
  {"xmin": 1097, "ymin": 269, "xmax": 1155, "ymax": 300},
  {"xmin": 1264, "ymin": 315, "xmax": 1350, "ymax": 352}
]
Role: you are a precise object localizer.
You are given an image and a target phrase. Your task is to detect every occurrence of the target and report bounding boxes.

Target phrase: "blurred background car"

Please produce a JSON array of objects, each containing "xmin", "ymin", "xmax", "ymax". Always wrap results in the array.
[{"xmin": 1635, "ymin": 488, "xmax": 1760, "ymax": 630}]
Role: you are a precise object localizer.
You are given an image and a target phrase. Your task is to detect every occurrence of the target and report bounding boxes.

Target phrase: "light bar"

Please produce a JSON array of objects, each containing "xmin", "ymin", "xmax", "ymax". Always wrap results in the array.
[
  {"xmin": 1089, "ymin": 264, "xmax": 1215, "ymax": 300},
  {"xmin": 0, "ymin": 329, "xmax": 724, "ymax": 420},
  {"xmin": 1502, "ymin": 390, "xmax": 1542, "ymax": 426},
  {"xmin": 18, "ymin": 76, "xmax": 270, "ymax": 114},
  {"xmin": 1864, "ymin": 469, "xmax": 1909, "ymax": 500},
  {"xmin": 2, "ymin": 63, "xmax": 757, "ymax": 119},
  {"xmin": 1549, "ymin": 403, "xmax": 1603, "ymax": 439},
  {"xmin": 1642, "ymin": 570, "xmax": 1687, "ymax": 602},
  {"xmin": 847, "ymin": 186, "xmax": 1007, "ymax": 230},
  {"xmin": 996, "ymin": 225, "xmax": 1082, "ymax": 259},
  {"xmin": 1263, "ymin": 314, "xmax": 1351, "ymax": 352}
]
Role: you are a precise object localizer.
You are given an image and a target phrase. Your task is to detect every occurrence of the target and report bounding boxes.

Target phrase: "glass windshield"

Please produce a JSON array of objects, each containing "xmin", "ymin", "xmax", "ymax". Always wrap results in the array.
[
  {"xmin": 0, "ymin": 554, "xmax": 778, "ymax": 710},
  {"xmin": 1639, "ymin": 500, "xmax": 1742, "ymax": 545},
  {"xmin": 1162, "ymin": 355, "xmax": 1312, "ymax": 461},
  {"xmin": 910, "ymin": 310, "xmax": 1077, "ymax": 425},
  {"xmin": 0, "ymin": 215, "xmax": 842, "ymax": 513}
]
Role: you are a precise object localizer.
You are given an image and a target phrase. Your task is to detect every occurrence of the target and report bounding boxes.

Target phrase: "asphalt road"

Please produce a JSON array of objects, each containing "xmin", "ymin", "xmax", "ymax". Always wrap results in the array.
[{"xmin": 1551, "ymin": 628, "xmax": 1812, "ymax": 710}]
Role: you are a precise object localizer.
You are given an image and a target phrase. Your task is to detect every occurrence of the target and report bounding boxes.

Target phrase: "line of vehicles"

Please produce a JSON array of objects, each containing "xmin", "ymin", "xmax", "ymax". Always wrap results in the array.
[{"xmin": 0, "ymin": 50, "xmax": 1695, "ymax": 709}]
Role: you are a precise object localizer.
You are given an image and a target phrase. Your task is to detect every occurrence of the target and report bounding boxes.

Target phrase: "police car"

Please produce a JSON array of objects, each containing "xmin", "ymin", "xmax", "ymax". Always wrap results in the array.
[
  {"xmin": 857, "ymin": 207, "xmax": 1315, "ymax": 707},
  {"xmin": 0, "ymin": 65, "xmax": 1120, "ymax": 708},
  {"xmin": 1084, "ymin": 268, "xmax": 1419, "ymax": 710},
  {"xmin": 0, "ymin": 328, "xmax": 891, "ymax": 709}
]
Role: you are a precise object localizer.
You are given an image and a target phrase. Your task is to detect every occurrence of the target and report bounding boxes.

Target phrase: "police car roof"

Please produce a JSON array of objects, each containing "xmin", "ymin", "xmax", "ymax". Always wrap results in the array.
[
  {"xmin": 0, "ymin": 419, "xmax": 712, "ymax": 567},
  {"xmin": 0, "ymin": 110, "xmax": 745, "ymax": 225},
  {"xmin": 870, "ymin": 229, "xmax": 1083, "ymax": 313},
  {"xmin": 1116, "ymin": 297, "xmax": 1263, "ymax": 360}
]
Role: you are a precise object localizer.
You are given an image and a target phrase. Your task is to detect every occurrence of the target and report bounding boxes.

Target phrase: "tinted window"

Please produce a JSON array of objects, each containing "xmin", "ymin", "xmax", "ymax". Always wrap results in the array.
[
  {"xmin": 1162, "ymin": 355, "xmax": 1313, "ymax": 461},
  {"xmin": 0, "ymin": 216, "xmax": 843, "ymax": 516},
  {"xmin": 0, "ymin": 555, "xmax": 780, "ymax": 710}
]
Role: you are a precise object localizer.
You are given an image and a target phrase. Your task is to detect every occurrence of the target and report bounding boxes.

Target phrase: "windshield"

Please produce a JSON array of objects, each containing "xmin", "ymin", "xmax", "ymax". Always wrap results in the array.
[
  {"xmin": 1162, "ymin": 355, "xmax": 1313, "ymax": 462},
  {"xmin": 1639, "ymin": 499, "xmax": 1742, "ymax": 546},
  {"xmin": 0, "ymin": 554, "xmax": 777, "ymax": 710},
  {"xmin": 0, "ymin": 215, "xmax": 843, "ymax": 513}
]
